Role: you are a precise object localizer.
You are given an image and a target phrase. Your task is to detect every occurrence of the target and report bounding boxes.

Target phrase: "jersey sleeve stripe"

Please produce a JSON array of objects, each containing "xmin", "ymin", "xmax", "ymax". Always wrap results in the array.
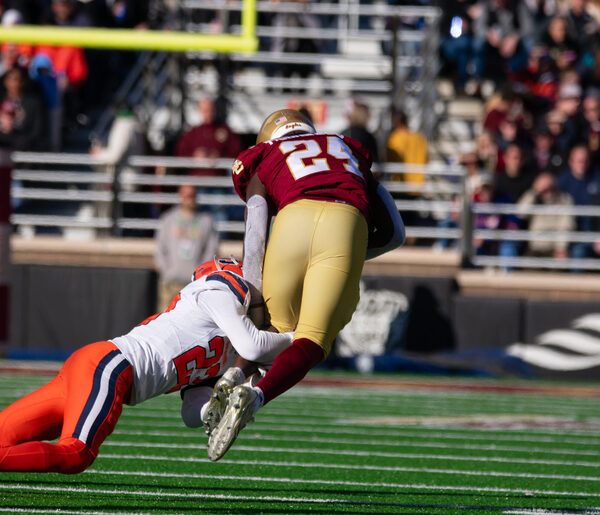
[{"xmin": 206, "ymin": 273, "xmax": 247, "ymax": 305}]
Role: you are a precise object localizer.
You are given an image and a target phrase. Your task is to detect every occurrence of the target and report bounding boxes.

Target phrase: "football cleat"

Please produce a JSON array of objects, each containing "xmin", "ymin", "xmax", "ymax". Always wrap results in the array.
[
  {"xmin": 256, "ymin": 109, "xmax": 316, "ymax": 144},
  {"xmin": 201, "ymin": 368, "xmax": 244, "ymax": 436},
  {"xmin": 207, "ymin": 385, "xmax": 263, "ymax": 462}
]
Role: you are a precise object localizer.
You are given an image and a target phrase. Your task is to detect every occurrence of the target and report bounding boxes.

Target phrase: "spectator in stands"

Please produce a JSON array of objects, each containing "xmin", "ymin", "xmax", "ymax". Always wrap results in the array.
[
  {"xmin": 386, "ymin": 108, "xmax": 428, "ymax": 186},
  {"xmin": 544, "ymin": 108, "xmax": 574, "ymax": 159},
  {"xmin": 43, "ymin": 0, "xmax": 92, "ymax": 27},
  {"xmin": 555, "ymin": 81, "xmax": 585, "ymax": 140},
  {"xmin": 531, "ymin": 122, "xmax": 565, "ymax": 175},
  {"xmin": 580, "ymin": 46, "xmax": 600, "ymax": 91},
  {"xmin": 556, "ymin": 144, "xmax": 600, "ymax": 259},
  {"xmin": 494, "ymin": 143, "xmax": 536, "ymax": 203},
  {"xmin": 436, "ymin": 151, "xmax": 488, "ymax": 250},
  {"xmin": 174, "ymin": 97, "xmax": 242, "ymax": 177},
  {"xmin": 439, "ymin": 0, "xmax": 485, "ymax": 95},
  {"xmin": 565, "ymin": 0, "xmax": 599, "ymax": 53},
  {"xmin": 473, "ymin": 0, "xmax": 534, "ymax": 85},
  {"xmin": 341, "ymin": 98, "xmax": 379, "ymax": 166},
  {"xmin": 517, "ymin": 171, "xmax": 574, "ymax": 259},
  {"xmin": 0, "ymin": 65, "xmax": 45, "ymax": 151},
  {"xmin": 495, "ymin": 115, "xmax": 531, "ymax": 156},
  {"xmin": 539, "ymin": 15, "xmax": 580, "ymax": 73},
  {"xmin": 580, "ymin": 90, "xmax": 600, "ymax": 163},
  {"xmin": 385, "ymin": 108, "xmax": 428, "ymax": 244},
  {"xmin": 482, "ymin": 85, "xmax": 526, "ymax": 134},
  {"xmin": 476, "ymin": 129, "xmax": 501, "ymax": 174},
  {"xmin": 472, "ymin": 172, "xmax": 522, "ymax": 259},
  {"xmin": 517, "ymin": 46, "xmax": 559, "ymax": 113},
  {"xmin": 154, "ymin": 184, "xmax": 219, "ymax": 312},
  {"xmin": 0, "ymin": 9, "xmax": 34, "ymax": 78}
]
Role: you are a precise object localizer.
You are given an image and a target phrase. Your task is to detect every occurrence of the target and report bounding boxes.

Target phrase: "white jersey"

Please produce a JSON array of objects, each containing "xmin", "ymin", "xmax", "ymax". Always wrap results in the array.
[{"xmin": 112, "ymin": 270, "xmax": 292, "ymax": 405}]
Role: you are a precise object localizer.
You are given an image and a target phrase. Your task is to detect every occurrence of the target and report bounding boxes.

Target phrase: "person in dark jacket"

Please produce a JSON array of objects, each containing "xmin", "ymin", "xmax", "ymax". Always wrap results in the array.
[{"xmin": 0, "ymin": 65, "xmax": 45, "ymax": 151}]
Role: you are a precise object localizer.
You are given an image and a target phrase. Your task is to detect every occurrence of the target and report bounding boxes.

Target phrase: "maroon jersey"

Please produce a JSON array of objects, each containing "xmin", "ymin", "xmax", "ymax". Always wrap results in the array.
[
  {"xmin": 175, "ymin": 123, "xmax": 242, "ymax": 176},
  {"xmin": 232, "ymin": 133, "xmax": 372, "ymax": 220}
]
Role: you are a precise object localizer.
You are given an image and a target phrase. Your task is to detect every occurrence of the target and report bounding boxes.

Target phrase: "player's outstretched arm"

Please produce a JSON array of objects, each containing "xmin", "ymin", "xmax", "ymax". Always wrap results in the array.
[
  {"xmin": 243, "ymin": 175, "xmax": 270, "ymax": 327},
  {"xmin": 198, "ymin": 289, "xmax": 292, "ymax": 363}
]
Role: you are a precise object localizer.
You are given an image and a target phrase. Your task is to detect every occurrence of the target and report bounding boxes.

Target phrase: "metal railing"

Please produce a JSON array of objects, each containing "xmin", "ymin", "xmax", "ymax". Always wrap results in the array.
[
  {"xmin": 91, "ymin": 1, "xmax": 442, "ymax": 149},
  {"xmin": 10, "ymin": 152, "xmax": 600, "ymax": 272}
]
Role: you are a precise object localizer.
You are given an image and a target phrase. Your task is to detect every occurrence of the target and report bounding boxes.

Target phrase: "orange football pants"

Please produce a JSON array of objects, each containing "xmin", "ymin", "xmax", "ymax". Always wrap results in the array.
[{"xmin": 0, "ymin": 341, "xmax": 132, "ymax": 474}]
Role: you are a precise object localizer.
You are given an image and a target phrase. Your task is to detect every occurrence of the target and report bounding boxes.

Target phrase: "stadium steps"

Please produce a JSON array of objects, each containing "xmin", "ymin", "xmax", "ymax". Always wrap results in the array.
[{"xmin": 428, "ymin": 79, "xmax": 484, "ymax": 162}]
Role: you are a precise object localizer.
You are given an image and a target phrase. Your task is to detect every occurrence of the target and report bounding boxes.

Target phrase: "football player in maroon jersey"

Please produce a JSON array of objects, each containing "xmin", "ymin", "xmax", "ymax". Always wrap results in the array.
[{"xmin": 207, "ymin": 109, "xmax": 404, "ymax": 461}]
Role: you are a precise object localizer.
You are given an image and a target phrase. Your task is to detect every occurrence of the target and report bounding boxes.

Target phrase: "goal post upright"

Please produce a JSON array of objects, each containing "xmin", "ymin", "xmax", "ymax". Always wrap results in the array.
[{"xmin": 0, "ymin": 0, "xmax": 258, "ymax": 53}]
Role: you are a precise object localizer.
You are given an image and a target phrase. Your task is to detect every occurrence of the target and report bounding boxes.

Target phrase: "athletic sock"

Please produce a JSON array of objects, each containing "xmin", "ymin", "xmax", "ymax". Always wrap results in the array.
[{"xmin": 256, "ymin": 338, "xmax": 323, "ymax": 405}]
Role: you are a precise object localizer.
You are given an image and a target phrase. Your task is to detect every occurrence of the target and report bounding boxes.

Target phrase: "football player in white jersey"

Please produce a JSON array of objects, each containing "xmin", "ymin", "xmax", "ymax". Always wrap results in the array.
[{"xmin": 0, "ymin": 258, "xmax": 291, "ymax": 474}]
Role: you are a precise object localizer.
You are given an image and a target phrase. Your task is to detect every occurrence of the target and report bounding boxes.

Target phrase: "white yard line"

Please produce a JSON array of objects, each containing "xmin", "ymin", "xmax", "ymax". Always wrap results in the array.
[
  {"xmin": 100, "ymin": 441, "xmax": 600, "ymax": 467},
  {"xmin": 110, "ymin": 429, "xmax": 600, "ymax": 456},
  {"xmin": 97, "ymin": 453, "xmax": 600, "ymax": 482},
  {"xmin": 81, "ymin": 469, "xmax": 600, "ymax": 499},
  {"xmin": 0, "ymin": 483, "xmax": 451, "ymax": 507},
  {"xmin": 114, "ymin": 419, "xmax": 600, "ymax": 444}
]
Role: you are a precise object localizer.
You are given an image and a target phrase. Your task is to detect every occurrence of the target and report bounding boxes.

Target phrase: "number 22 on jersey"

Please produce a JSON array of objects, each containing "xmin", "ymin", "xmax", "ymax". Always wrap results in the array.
[
  {"xmin": 280, "ymin": 136, "xmax": 361, "ymax": 180},
  {"xmin": 169, "ymin": 336, "xmax": 225, "ymax": 392}
]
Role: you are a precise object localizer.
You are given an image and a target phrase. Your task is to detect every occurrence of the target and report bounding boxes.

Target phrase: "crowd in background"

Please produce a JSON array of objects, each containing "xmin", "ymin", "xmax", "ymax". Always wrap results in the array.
[
  {"xmin": 437, "ymin": 0, "xmax": 600, "ymax": 262},
  {"xmin": 2, "ymin": 0, "xmax": 600, "ymax": 265}
]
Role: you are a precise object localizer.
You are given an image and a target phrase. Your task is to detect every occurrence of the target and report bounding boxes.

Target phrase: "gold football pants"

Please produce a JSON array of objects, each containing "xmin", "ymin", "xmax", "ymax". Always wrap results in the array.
[{"xmin": 263, "ymin": 199, "xmax": 368, "ymax": 356}]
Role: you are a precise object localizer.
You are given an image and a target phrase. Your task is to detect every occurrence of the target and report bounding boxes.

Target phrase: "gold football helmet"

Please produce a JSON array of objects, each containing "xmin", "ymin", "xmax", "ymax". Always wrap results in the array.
[{"xmin": 256, "ymin": 109, "xmax": 316, "ymax": 144}]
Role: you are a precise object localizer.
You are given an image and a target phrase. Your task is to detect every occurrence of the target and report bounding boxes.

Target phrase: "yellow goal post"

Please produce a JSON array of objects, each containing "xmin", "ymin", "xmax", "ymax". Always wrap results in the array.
[{"xmin": 0, "ymin": 0, "xmax": 257, "ymax": 53}]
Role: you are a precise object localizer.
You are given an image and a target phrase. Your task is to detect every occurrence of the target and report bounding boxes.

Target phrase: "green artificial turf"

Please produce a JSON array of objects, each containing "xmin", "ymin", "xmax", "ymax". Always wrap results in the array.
[{"xmin": 0, "ymin": 370, "xmax": 599, "ymax": 514}]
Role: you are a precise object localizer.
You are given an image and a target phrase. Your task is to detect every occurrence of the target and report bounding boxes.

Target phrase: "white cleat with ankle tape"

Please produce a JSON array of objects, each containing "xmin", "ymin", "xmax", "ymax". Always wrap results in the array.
[
  {"xmin": 207, "ymin": 385, "xmax": 264, "ymax": 462},
  {"xmin": 201, "ymin": 367, "xmax": 245, "ymax": 437}
]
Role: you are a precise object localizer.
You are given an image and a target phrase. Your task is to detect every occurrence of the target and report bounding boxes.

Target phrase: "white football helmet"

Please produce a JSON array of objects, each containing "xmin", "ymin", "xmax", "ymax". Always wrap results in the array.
[{"xmin": 256, "ymin": 109, "xmax": 316, "ymax": 144}]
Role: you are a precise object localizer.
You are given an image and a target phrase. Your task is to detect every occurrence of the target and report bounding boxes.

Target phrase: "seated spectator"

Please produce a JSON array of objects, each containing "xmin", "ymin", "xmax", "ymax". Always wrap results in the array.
[
  {"xmin": 580, "ymin": 90, "xmax": 600, "ymax": 163},
  {"xmin": 439, "ymin": 0, "xmax": 485, "ymax": 95},
  {"xmin": 43, "ymin": 0, "xmax": 92, "ymax": 27},
  {"xmin": 0, "ymin": 9, "xmax": 34, "ymax": 78},
  {"xmin": 544, "ymin": 108, "xmax": 574, "ymax": 159},
  {"xmin": 473, "ymin": 172, "xmax": 522, "ymax": 259},
  {"xmin": 518, "ymin": 46, "xmax": 559, "ymax": 112},
  {"xmin": 517, "ymin": 172, "xmax": 574, "ymax": 259},
  {"xmin": 565, "ymin": 0, "xmax": 599, "ymax": 53},
  {"xmin": 0, "ymin": 65, "xmax": 45, "ymax": 151},
  {"xmin": 386, "ymin": 108, "xmax": 428, "ymax": 244},
  {"xmin": 531, "ymin": 122, "xmax": 565, "ymax": 174},
  {"xmin": 555, "ymin": 81, "xmax": 585, "ymax": 140},
  {"xmin": 556, "ymin": 144, "xmax": 600, "ymax": 259},
  {"xmin": 341, "ymin": 98, "xmax": 379, "ymax": 166},
  {"xmin": 436, "ymin": 151, "xmax": 488, "ymax": 250},
  {"xmin": 174, "ymin": 97, "xmax": 242, "ymax": 176},
  {"xmin": 539, "ymin": 15, "xmax": 580, "ymax": 72},
  {"xmin": 580, "ymin": 47, "xmax": 600, "ymax": 91},
  {"xmin": 494, "ymin": 143, "xmax": 536, "ymax": 202},
  {"xmin": 483, "ymin": 85, "xmax": 526, "ymax": 134},
  {"xmin": 495, "ymin": 115, "xmax": 531, "ymax": 155},
  {"xmin": 473, "ymin": 0, "xmax": 533, "ymax": 85},
  {"xmin": 475, "ymin": 129, "xmax": 501, "ymax": 174}
]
